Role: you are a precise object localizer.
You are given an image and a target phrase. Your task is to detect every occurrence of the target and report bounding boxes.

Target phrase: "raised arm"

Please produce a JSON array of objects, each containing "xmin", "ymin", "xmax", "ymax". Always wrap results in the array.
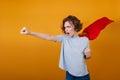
[{"xmin": 20, "ymin": 27, "xmax": 57, "ymax": 42}]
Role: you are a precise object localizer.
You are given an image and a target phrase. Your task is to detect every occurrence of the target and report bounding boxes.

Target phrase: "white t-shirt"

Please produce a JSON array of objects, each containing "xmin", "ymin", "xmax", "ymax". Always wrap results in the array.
[{"xmin": 56, "ymin": 35, "xmax": 90, "ymax": 77}]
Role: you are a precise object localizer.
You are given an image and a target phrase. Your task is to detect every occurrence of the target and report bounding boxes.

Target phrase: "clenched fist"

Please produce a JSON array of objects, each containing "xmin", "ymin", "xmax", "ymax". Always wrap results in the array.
[{"xmin": 20, "ymin": 27, "xmax": 31, "ymax": 35}]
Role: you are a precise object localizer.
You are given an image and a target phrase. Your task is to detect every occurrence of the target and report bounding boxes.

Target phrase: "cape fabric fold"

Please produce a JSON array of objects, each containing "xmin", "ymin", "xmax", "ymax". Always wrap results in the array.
[{"xmin": 79, "ymin": 17, "xmax": 114, "ymax": 40}]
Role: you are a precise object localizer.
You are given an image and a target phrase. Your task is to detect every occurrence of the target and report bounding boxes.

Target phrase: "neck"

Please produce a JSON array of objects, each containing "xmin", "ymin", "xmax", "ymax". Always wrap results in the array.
[{"xmin": 71, "ymin": 32, "xmax": 78, "ymax": 37}]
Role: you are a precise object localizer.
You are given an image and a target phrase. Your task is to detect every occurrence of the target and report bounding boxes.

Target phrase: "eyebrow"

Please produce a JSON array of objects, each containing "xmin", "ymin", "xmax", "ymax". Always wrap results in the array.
[{"xmin": 64, "ymin": 26, "xmax": 71, "ymax": 28}]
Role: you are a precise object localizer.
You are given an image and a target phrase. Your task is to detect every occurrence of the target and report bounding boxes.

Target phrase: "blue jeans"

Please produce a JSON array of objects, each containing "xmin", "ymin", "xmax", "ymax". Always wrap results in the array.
[{"xmin": 65, "ymin": 71, "xmax": 90, "ymax": 80}]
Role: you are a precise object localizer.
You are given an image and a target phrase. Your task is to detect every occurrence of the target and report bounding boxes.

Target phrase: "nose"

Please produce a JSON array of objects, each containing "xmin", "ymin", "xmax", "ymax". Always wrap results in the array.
[
  {"xmin": 65, "ymin": 29, "xmax": 68, "ymax": 33},
  {"xmin": 65, "ymin": 28, "xmax": 68, "ymax": 32}
]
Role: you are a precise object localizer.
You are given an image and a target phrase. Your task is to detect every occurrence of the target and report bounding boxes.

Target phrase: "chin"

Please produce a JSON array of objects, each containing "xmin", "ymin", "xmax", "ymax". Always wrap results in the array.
[{"xmin": 69, "ymin": 34, "xmax": 74, "ymax": 37}]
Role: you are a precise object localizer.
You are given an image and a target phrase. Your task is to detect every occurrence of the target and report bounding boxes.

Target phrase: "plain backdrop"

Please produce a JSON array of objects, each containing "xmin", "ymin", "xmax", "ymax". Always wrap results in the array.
[{"xmin": 0, "ymin": 0, "xmax": 120, "ymax": 80}]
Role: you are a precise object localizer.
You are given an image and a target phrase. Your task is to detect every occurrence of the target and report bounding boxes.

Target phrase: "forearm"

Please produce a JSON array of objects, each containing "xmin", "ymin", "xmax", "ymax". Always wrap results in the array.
[
  {"xmin": 20, "ymin": 27, "xmax": 57, "ymax": 41},
  {"xmin": 29, "ymin": 32, "xmax": 57, "ymax": 41}
]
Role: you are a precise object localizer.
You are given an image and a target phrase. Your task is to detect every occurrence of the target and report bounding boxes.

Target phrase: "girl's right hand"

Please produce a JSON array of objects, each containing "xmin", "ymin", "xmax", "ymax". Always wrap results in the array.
[{"xmin": 20, "ymin": 27, "xmax": 31, "ymax": 35}]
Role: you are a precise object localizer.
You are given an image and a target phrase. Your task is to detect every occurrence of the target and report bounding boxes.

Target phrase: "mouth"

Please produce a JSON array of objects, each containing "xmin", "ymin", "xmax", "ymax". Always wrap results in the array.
[
  {"xmin": 66, "ymin": 32, "xmax": 70, "ymax": 35},
  {"xmin": 66, "ymin": 32, "xmax": 75, "ymax": 37}
]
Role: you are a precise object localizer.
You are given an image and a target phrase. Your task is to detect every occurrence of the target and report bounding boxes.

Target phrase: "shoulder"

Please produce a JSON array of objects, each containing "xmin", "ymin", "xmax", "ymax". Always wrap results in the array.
[
  {"xmin": 78, "ymin": 36, "xmax": 90, "ymax": 44},
  {"xmin": 56, "ymin": 34, "xmax": 67, "ymax": 42},
  {"xmin": 57, "ymin": 34, "xmax": 66, "ymax": 38},
  {"xmin": 79, "ymin": 36, "xmax": 89, "ymax": 41}
]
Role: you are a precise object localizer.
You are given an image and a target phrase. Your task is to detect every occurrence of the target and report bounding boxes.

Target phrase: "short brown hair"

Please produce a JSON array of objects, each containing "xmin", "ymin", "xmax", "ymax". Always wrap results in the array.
[{"xmin": 62, "ymin": 15, "xmax": 83, "ymax": 33}]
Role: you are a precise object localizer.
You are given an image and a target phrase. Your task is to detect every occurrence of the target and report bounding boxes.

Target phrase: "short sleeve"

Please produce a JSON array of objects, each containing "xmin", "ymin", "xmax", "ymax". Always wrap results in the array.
[
  {"xmin": 85, "ymin": 37, "xmax": 90, "ymax": 48},
  {"xmin": 56, "ymin": 35, "xmax": 65, "ymax": 42},
  {"xmin": 86, "ymin": 41, "xmax": 90, "ymax": 48}
]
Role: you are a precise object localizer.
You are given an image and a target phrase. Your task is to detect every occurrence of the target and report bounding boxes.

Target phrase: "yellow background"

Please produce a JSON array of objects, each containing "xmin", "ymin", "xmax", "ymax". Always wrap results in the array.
[{"xmin": 0, "ymin": 0, "xmax": 120, "ymax": 80}]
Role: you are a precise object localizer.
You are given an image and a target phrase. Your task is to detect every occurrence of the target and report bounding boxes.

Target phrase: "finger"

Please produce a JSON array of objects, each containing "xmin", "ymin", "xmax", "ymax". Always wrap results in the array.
[{"xmin": 20, "ymin": 27, "xmax": 27, "ymax": 34}]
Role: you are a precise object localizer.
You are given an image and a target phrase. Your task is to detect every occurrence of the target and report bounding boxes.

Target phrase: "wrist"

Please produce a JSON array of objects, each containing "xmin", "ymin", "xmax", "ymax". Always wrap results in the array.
[{"xmin": 29, "ymin": 31, "xmax": 33, "ymax": 35}]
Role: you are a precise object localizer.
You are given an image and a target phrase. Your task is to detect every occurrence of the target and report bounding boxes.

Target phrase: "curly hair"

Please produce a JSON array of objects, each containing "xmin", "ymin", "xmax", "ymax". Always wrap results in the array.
[{"xmin": 62, "ymin": 15, "xmax": 83, "ymax": 33}]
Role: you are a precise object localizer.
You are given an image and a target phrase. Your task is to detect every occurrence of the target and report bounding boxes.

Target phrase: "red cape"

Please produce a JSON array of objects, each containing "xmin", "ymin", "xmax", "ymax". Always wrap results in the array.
[{"xmin": 79, "ymin": 17, "xmax": 114, "ymax": 40}]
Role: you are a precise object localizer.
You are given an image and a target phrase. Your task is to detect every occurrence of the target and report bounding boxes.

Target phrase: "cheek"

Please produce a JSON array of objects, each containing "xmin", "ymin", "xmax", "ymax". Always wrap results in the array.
[{"xmin": 69, "ymin": 28, "xmax": 75, "ymax": 32}]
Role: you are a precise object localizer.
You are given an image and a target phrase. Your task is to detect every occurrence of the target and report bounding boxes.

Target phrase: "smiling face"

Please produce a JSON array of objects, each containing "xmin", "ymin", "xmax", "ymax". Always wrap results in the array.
[{"xmin": 64, "ymin": 21, "xmax": 77, "ymax": 37}]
